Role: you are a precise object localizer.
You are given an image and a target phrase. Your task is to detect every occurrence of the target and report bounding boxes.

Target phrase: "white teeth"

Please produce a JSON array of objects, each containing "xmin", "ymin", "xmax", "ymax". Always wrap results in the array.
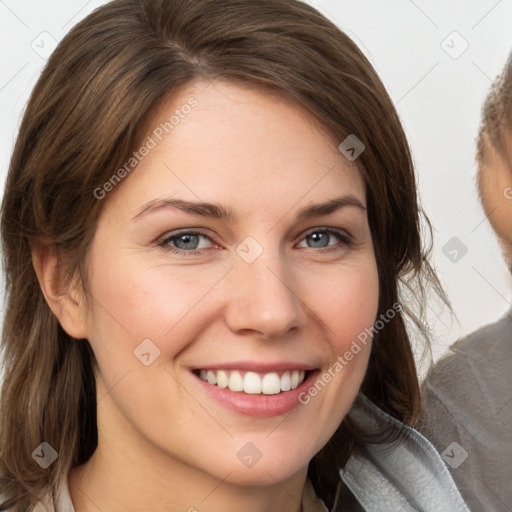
[
  {"xmin": 261, "ymin": 372, "xmax": 281, "ymax": 395},
  {"xmin": 197, "ymin": 369, "xmax": 307, "ymax": 395},
  {"xmin": 228, "ymin": 371, "xmax": 244, "ymax": 392},
  {"xmin": 291, "ymin": 371, "xmax": 300, "ymax": 389},
  {"xmin": 216, "ymin": 370, "xmax": 228, "ymax": 389},
  {"xmin": 280, "ymin": 372, "xmax": 291, "ymax": 391},
  {"xmin": 243, "ymin": 372, "xmax": 261, "ymax": 394}
]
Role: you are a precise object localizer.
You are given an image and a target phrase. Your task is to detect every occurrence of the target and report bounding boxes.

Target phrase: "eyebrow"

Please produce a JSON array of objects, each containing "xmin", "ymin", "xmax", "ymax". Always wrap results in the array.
[{"xmin": 132, "ymin": 194, "xmax": 366, "ymax": 222}]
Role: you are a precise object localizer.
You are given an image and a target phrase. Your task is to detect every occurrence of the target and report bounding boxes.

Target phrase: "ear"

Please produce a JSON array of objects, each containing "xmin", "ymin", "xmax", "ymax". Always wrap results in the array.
[{"xmin": 31, "ymin": 239, "xmax": 88, "ymax": 340}]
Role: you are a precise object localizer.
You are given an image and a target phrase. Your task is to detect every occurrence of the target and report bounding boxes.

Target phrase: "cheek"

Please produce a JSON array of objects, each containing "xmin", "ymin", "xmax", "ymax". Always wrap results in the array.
[
  {"xmin": 313, "ymin": 259, "xmax": 380, "ymax": 396},
  {"xmin": 84, "ymin": 246, "xmax": 230, "ymax": 367},
  {"xmin": 292, "ymin": 261, "xmax": 379, "ymax": 453},
  {"xmin": 308, "ymin": 260, "xmax": 380, "ymax": 350}
]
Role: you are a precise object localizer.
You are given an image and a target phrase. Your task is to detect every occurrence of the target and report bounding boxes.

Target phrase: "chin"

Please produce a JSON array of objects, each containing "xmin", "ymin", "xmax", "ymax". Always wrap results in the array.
[{"xmin": 219, "ymin": 459, "xmax": 309, "ymax": 487}]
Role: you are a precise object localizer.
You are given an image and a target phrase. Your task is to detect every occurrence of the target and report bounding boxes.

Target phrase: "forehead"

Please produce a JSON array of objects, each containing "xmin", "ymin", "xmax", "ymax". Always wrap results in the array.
[{"xmin": 105, "ymin": 79, "xmax": 366, "ymax": 217}]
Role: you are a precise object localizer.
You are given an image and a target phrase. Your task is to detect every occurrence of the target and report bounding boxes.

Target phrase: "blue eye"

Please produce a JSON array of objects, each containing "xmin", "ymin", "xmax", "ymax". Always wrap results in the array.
[
  {"xmin": 158, "ymin": 227, "xmax": 352, "ymax": 256},
  {"xmin": 159, "ymin": 231, "xmax": 214, "ymax": 254},
  {"xmin": 297, "ymin": 228, "xmax": 352, "ymax": 250}
]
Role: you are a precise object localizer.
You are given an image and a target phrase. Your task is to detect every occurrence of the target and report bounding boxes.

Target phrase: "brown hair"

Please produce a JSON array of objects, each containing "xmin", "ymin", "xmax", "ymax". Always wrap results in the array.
[{"xmin": 0, "ymin": 0, "xmax": 442, "ymax": 509}]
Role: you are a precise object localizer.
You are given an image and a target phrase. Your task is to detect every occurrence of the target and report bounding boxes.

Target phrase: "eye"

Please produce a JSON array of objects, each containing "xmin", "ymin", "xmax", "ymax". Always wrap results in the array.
[
  {"xmin": 296, "ymin": 228, "xmax": 352, "ymax": 250},
  {"xmin": 158, "ymin": 231, "xmax": 214, "ymax": 254},
  {"xmin": 157, "ymin": 227, "xmax": 352, "ymax": 256}
]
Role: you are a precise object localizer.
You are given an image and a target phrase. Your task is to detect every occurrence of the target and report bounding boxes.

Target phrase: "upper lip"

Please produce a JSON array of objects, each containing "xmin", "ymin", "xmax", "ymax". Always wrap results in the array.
[{"xmin": 191, "ymin": 361, "xmax": 318, "ymax": 373}]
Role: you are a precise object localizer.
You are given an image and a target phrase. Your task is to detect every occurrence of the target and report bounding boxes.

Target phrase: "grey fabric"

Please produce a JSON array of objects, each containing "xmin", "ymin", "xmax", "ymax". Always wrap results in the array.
[
  {"xmin": 420, "ymin": 312, "xmax": 512, "ymax": 512},
  {"xmin": 339, "ymin": 394, "xmax": 471, "ymax": 512}
]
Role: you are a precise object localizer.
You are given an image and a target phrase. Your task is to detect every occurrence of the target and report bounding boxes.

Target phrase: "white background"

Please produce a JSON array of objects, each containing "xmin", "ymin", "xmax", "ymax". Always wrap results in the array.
[{"xmin": 1, "ymin": 0, "xmax": 511, "ymax": 371}]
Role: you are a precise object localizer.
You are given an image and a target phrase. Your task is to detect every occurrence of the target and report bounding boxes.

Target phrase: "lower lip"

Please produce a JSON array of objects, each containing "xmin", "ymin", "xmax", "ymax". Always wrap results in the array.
[{"xmin": 192, "ymin": 370, "xmax": 320, "ymax": 417}]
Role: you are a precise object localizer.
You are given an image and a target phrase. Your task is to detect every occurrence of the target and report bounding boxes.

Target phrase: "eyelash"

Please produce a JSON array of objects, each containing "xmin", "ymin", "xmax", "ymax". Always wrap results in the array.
[{"xmin": 157, "ymin": 228, "xmax": 353, "ymax": 256}]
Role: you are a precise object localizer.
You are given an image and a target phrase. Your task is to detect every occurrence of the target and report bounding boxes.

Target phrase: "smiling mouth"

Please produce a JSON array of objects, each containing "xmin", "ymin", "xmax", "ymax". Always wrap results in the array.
[{"xmin": 193, "ymin": 369, "xmax": 310, "ymax": 395}]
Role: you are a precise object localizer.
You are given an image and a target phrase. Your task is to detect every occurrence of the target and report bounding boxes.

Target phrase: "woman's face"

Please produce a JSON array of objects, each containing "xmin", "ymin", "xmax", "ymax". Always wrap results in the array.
[{"xmin": 81, "ymin": 80, "xmax": 379, "ymax": 487}]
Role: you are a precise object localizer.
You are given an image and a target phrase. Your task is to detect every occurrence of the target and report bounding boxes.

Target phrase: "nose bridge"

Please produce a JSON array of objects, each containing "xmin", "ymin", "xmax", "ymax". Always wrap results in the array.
[{"xmin": 224, "ymin": 239, "xmax": 302, "ymax": 338}]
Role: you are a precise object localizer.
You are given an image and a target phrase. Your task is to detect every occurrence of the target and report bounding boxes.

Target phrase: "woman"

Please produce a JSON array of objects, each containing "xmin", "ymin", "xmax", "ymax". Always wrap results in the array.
[{"xmin": 0, "ymin": 0, "xmax": 469, "ymax": 510}]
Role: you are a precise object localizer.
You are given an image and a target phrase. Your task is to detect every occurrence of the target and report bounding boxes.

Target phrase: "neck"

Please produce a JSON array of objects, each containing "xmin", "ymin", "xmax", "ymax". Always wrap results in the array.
[
  {"xmin": 68, "ymin": 390, "xmax": 307, "ymax": 512},
  {"xmin": 69, "ymin": 451, "xmax": 307, "ymax": 512}
]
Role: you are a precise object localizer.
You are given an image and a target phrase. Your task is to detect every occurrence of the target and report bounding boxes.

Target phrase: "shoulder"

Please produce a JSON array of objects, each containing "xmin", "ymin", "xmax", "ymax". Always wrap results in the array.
[
  {"xmin": 339, "ymin": 395, "xmax": 470, "ymax": 512},
  {"xmin": 0, "ymin": 493, "xmax": 55, "ymax": 512},
  {"xmin": 0, "ymin": 475, "xmax": 73, "ymax": 512},
  {"xmin": 419, "ymin": 314, "xmax": 512, "ymax": 511},
  {"xmin": 422, "ymin": 313, "xmax": 512, "ymax": 426},
  {"xmin": 33, "ymin": 499, "xmax": 55, "ymax": 512},
  {"xmin": 427, "ymin": 313, "xmax": 512, "ymax": 383}
]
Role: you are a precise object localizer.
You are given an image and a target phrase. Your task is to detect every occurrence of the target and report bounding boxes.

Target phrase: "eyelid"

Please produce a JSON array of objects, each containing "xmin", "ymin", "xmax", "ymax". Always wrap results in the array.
[
  {"xmin": 158, "ymin": 229, "xmax": 215, "ymax": 246},
  {"xmin": 296, "ymin": 226, "xmax": 353, "ymax": 245},
  {"xmin": 157, "ymin": 226, "xmax": 215, "ymax": 240}
]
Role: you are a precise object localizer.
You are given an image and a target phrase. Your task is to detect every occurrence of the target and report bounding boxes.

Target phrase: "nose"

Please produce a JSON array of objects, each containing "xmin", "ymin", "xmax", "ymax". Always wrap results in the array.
[{"xmin": 222, "ymin": 249, "xmax": 304, "ymax": 340}]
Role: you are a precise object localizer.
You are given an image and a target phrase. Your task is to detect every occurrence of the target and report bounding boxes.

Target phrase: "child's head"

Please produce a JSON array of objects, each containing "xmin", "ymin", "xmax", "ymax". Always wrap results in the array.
[
  {"xmin": 476, "ymin": 51, "xmax": 512, "ymax": 270},
  {"xmin": 0, "ymin": 0, "xmax": 440, "ymax": 509}
]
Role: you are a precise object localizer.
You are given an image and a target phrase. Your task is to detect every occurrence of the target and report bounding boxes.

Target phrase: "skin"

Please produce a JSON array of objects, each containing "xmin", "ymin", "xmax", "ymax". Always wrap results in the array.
[
  {"xmin": 34, "ymin": 80, "xmax": 379, "ymax": 512},
  {"xmin": 478, "ymin": 132, "xmax": 512, "ymax": 269}
]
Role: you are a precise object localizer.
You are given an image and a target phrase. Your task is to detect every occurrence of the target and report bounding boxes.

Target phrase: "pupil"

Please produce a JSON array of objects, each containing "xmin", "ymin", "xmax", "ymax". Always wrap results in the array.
[
  {"xmin": 175, "ymin": 234, "xmax": 199, "ymax": 250},
  {"xmin": 308, "ymin": 232, "xmax": 328, "ymax": 248}
]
